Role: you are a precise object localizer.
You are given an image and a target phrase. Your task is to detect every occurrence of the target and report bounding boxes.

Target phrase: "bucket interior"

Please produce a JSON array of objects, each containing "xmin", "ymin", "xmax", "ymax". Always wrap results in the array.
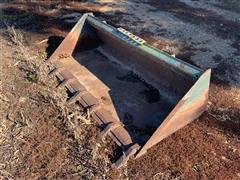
[{"xmin": 61, "ymin": 17, "xmax": 201, "ymax": 144}]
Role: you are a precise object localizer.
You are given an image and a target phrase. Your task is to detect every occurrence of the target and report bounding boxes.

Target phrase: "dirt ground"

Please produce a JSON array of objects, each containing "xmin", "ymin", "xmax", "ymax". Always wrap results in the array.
[{"xmin": 0, "ymin": 0, "xmax": 240, "ymax": 179}]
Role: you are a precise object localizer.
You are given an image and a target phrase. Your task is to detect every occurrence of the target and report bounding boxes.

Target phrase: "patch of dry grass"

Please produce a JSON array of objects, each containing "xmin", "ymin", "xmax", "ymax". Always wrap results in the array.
[
  {"xmin": 6, "ymin": 25, "xmax": 51, "ymax": 84},
  {"xmin": 0, "ymin": 24, "xmax": 116, "ymax": 179}
]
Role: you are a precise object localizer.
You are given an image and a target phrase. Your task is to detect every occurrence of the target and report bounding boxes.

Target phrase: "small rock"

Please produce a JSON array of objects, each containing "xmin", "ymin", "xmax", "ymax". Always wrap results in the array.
[
  {"xmin": 19, "ymin": 97, "xmax": 26, "ymax": 103},
  {"xmin": 221, "ymin": 156, "xmax": 227, "ymax": 161}
]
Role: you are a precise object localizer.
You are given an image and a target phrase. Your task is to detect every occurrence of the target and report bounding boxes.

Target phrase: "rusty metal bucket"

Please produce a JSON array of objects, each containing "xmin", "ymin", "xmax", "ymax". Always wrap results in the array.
[{"xmin": 47, "ymin": 13, "xmax": 211, "ymax": 168}]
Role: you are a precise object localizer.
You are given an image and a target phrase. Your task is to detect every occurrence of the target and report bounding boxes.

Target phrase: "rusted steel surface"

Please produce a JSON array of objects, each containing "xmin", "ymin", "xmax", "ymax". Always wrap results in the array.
[
  {"xmin": 47, "ymin": 13, "xmax": 211, "ymax": 168},
  {"xmin": 136, "ymin": 69, "xmax": 211, "ymax": 158}
]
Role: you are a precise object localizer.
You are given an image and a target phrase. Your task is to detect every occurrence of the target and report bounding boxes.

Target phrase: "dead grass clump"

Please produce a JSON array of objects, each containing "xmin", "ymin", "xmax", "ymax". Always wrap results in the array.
[
  {"xmin": 7, "ymin": 26, "xmax": 38, "ymax": 74},
  {"xmin": 6, "ymin": 25, "xmax": 51, "ymax": 84},
  {"xmin": 6, "ymin": 26, "xmax": 67, "ymax": 110}
]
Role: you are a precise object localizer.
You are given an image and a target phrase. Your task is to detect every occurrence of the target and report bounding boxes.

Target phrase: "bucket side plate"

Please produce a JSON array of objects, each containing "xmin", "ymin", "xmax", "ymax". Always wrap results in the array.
[{"xmin": 136, "ymin": 69, "xmax": 211, "ymax": 158}]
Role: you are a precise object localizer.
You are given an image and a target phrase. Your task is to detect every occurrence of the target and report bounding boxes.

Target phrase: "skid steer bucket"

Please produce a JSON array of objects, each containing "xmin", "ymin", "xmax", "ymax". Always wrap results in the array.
[{"xmin": 47, "ymin": 13, "xmax": 211, "ymax": 168}]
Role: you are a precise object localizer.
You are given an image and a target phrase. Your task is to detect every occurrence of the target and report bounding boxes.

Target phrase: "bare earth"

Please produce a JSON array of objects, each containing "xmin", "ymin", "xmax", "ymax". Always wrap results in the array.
[{"xmin": 0, "ymin": 0, "xmax": 240, "ymax": 179}]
